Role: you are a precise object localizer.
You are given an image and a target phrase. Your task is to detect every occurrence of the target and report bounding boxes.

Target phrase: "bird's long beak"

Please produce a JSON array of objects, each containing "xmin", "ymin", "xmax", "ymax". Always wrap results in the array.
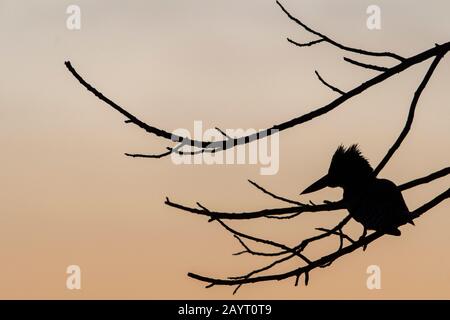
[{"xmin": 300, "ymin": 175, "xmax": 329, "ymax": 195}]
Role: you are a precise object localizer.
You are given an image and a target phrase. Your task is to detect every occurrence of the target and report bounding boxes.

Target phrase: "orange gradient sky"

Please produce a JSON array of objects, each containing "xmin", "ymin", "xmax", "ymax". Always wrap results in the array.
[{"xmin": 0, "ymin": 0, "xmax": 449, "ymax": 299}]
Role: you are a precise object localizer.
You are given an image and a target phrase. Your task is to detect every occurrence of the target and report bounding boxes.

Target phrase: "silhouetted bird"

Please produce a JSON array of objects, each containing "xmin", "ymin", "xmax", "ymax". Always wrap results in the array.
[{"xmin": 301, "ymin": 144, "xmax": 414, "ymax": 236}]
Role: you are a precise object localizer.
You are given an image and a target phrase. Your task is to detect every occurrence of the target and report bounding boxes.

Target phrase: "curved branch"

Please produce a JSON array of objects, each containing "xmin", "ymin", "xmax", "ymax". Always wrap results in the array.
[
  {"xmin": 165, "ymin": 197, "xmax": 344, "ymax": 220},
  {"xmin": 314, "ymin": 70, "xmax": 345, "ymax": 95},
  {"xmin": 247, "ymin": 179, "xmax": 304, "ymax": 206},
  {"xmin": 287, "ymin": 37, "xmax": 324, "ymax": 48},
  {"xmin": 64, "ymin": 2, "xmax": 450, "ymax": 295},
  {"xmin": 276, "ymin": 0, "xmax": 405, "ymax": 61},
  {"xmin": 64, "ymin": 42, "xmax": 450, "ymax": 157},
  {"xmin": 373, "ymin": 51, "xmax": 446, "ymax": 176},
  {"xmin": 343, "ymin": 57, "xmax": 389, "ymax": 72},
  {"xmin": 290, "ymin": 214, "xmax": 352, "ymax": 253},
  {"xmin": 399, "ymin": 167, "xmax": 450, "ymax": 190},
  {"xmin": 125, "ymin": 149, "xmax": 173, "ymax": 158},
  {"xmin": 223, "ymin": 214, "xmax": 352, "ymax": 294},
  {"xmin": 187, "ymin": 188, "xmax": 449, "ymax": 288},
  {"xmin": 164, "ymin": 167, "xmax": 447, "ymax": 221},
  {"xmin": 216, "ymin": 219, "xmax": 310, "ymax": 264}
]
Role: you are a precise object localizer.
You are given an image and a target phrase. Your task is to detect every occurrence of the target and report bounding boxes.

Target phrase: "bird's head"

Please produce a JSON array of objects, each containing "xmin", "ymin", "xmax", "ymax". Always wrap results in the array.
[{"xmin": 300, "ymin": 144, "xmax": 373, "ymax": 195}]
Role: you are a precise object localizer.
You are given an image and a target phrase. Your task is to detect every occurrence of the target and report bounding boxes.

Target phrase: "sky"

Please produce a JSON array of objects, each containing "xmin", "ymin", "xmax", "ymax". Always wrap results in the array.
[{"xmin": 0, "ymin": 0, "xmax": 449, "ymax": 298}]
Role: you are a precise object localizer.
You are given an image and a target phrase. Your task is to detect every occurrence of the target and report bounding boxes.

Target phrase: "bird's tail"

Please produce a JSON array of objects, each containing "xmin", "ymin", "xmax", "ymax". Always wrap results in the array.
[{"xmin": 406, "ymin": 214, "xmax": 415, "ymax": 226}]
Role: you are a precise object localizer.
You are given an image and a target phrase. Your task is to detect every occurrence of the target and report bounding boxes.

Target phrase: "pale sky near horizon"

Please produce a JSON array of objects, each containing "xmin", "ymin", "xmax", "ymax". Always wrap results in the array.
[{"xmin": 0, "ymin": 0, "xmax": 449, "ymax": 298}]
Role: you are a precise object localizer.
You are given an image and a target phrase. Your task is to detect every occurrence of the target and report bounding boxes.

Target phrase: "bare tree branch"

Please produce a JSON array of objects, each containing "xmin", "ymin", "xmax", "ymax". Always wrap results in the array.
[
  {"xmin": 215, "ymin": 219, "xmax": 310, "ymax": 264},
  {"xmin": 222, "ymin": 214, "xmax": 353, "ymax": 294},
  {"xmin": 187, "ymin": 188, "xmax": 449, "ymax": 289},
  {"xmin": 64, "ymin": 2, "xmax": 450, "ymax": 295},
  {"xmin": 214, "ymin": 127, "xmax": 233, "ymax": 140},
  {"xmin": 276, "ymin": 0, "xmax": 405, "ymax": 61},
  {"xmin": 247, "ymin": 179, "xmax": 304, "ymax": 206},
  {"xmin": 232, "ymin": 235, "xmax": 281, "ymax": 257},
  {"xmin": 343, "ymin": 57, "xmax": 389, "ymax": 72},
  {"xmin": 264, "ymin": 212, "xmax": 303, "ymax": 220},
  {"xmin": 165, "ymin": 197, "xmax": 344, "ymax": 220},
  {"xmin": 64, "ymin": 41, "xmax": 450, "ymax": 158},
  {"xmin": 175, "ymin": 53, "xmax": 449, "ymax": 292},
  {"xmin": 314, "ymin": 70, "xmax": 345, "ymax": 94},
  {"xmin": 399, "ymin": 167, "xmax": 450, "ymax": 191},
  {"xmin": 316, "ymin": 227, "xmax": 355, "ymax": 245},
  {"xmin": 373, "ymin": 51, "xmax": 446, "ymax": 176},
  {"xmin": 125, "ymin": 148, "xmax": 173, "ymax": 158},
  {"xmin": 287, "ymin": 37, "xmax": 324, "ymax": 47},
  {"xmin": 164, "ymin": 165, "xmax": 445, "ymax": 221}
]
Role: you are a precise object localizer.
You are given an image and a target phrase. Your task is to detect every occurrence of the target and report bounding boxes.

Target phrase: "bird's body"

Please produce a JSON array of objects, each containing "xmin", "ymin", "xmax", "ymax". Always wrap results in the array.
[
  {"xmin": 343, "ymin": 178, "xmax": 412, "ymax": 236},
  {"xmin": 301, "ymin": 144, "xmax": 414, "ymax": 236}
]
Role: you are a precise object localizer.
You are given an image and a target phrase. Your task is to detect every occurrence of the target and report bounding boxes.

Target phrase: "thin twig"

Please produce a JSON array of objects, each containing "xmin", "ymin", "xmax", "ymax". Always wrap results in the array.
[
  {"xmin": 215, "ymin": 219, "xmax": 311, "ymax": 264},
  {"xmin": 343, "ymin": 57, "xmax": 389, "ymax": 72},
  {"xmin": 124, "ymin": 149, "xmax": 173, "ymax": 158},
  {"xmin": 315, "ymin": 70, "xmax": 345, "ymax": 95},
  {"xmin": 264, "ymin": 212, "xmax": 302, "ymax": 220},
  {"xmin": 64, "ymin": 42, "xmax": 450, "ymax": 157},
  {"xmin": 248, "ymin": 179, "xmax": 304, "ymax": 206},
  {"xmin": 215, "ymin": 127, "xmax": 233, "ymax": 140},
  {"xmin": 165, "ymin": 198, "xmax": 344, "ymax": 220},
  {"xmin": 165, "ymin": 164, "xmax": 445, "ymax": 222},
  {"xmin": 276, "ymin": 0, "xmax": 405, "ymax": 61},
  {"xmin": 187, "ymin": 189, "xmax": 449, "ymax": 288},
  {"xmin": 287, "ymin": 38, "xmax": 324, "ymax": 47},
  {"xmin": 316, "ymin": 227, "xmax": 355, "ymax": 244},
  {"xmin": 373, "ymin": 51, "xmax": 447, "ymax": 176},
  {"xmin": 232, "ymin": 235, "xmax": 284, "ymax": 257}
]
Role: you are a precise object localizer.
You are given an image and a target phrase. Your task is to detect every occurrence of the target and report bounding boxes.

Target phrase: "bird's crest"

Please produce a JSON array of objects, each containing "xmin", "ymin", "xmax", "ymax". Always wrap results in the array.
[{"xmin": 330, "ymin": 144, "xmax": 373, "ymax": 175}]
